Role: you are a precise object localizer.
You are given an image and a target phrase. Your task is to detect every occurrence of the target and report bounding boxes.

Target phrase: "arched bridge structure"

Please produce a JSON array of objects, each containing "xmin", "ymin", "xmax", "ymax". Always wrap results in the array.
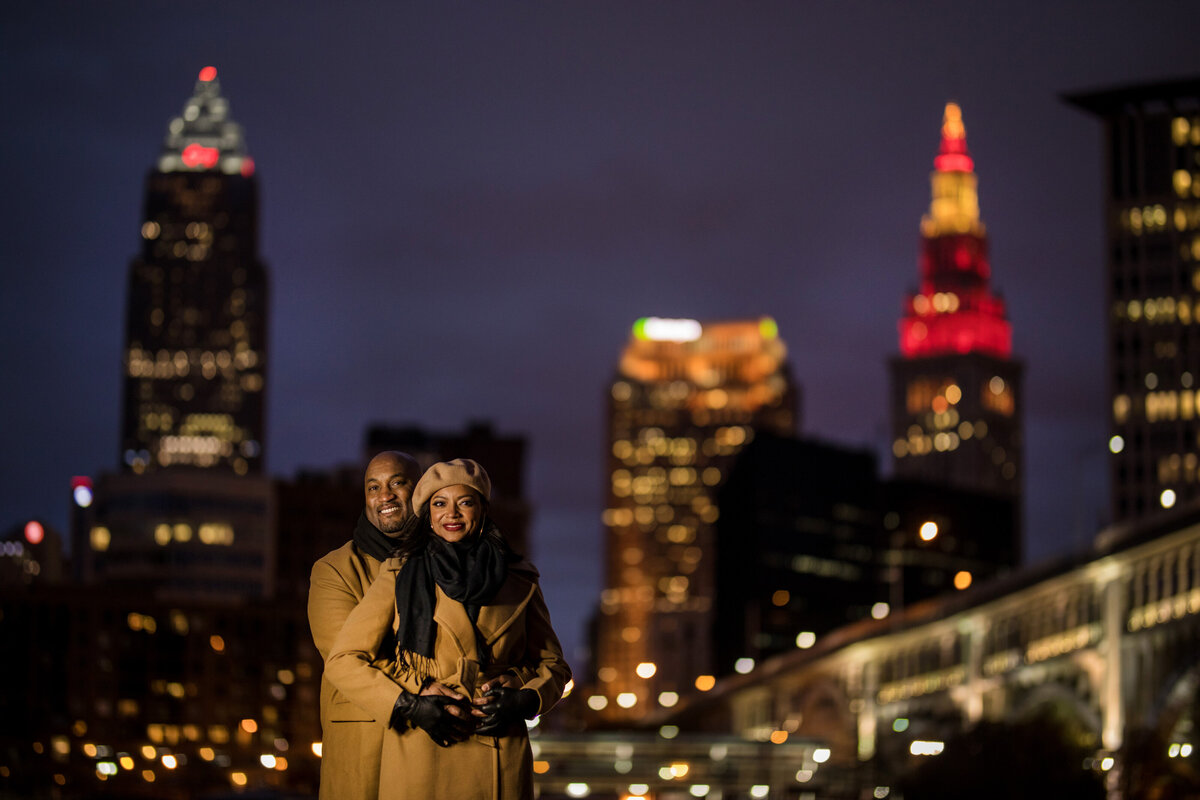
[{"xmin": 656, "ymin": 504, "xmax": 1200, "ymax": 798}]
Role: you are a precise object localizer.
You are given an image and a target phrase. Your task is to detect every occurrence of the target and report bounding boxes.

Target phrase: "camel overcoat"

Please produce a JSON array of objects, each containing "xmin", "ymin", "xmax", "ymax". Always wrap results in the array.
[
  {"xmin": 308, "ymin": 540, "xmax": 389, "ymax": 800},
  {"xmin": 326, "ymin": 555, "xmax": 571, "ymax": 800}
]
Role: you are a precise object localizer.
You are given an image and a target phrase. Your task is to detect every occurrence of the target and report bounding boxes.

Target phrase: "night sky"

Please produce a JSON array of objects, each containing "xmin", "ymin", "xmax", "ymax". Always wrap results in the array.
[{"xmin": 4, "ymin": 2, "xmax": 1199, "ymax": 663}]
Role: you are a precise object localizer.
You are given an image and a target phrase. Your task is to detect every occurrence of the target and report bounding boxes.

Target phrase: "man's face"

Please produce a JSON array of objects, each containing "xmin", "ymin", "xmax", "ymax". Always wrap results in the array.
[{"xmin": 363, "ymin": 453, "xmax": 417, "ymax": 534}]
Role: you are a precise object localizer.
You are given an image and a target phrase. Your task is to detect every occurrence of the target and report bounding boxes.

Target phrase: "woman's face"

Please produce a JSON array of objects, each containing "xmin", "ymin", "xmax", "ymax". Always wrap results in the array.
[{"xmin": 429, "ymin": 484, "xmax": 483, "ymax": 543}]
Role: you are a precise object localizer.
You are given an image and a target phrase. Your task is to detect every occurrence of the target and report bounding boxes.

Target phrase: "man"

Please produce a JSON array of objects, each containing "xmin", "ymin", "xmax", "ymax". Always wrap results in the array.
[{"xmin": 308, "ymin": 450, "xmax": 420, "ymax": 800}]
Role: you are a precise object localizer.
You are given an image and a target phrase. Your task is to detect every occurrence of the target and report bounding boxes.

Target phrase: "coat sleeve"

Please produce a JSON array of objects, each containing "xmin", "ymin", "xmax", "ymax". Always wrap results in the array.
[
  {"xmin": 517, "ymin": 583, "xmax": 572, "ymax": 716},
  {"xmin": 307, "ymin": 554, "xmax": 360, "ymax": 662},
  {"xmin": 325, "ymin": 563, "xmax": 419, "ymax": 724}
]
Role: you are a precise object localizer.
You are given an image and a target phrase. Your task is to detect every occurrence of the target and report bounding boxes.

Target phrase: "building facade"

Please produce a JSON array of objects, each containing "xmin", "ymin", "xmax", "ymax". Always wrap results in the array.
[
  {"xmin": 120, "ymin": 66, "xmax": 268, "ymax": 477},
  {"xmin": 890, "ymin": 103, "xmax": 1023, "ymax": 503},
  {"xmin": 593, "ymin": 317, "xmax": 798, "ymax": 722},
  {"xmin": 1067, "ymin": 79, "xmax": 1200, "ymax": 523}
]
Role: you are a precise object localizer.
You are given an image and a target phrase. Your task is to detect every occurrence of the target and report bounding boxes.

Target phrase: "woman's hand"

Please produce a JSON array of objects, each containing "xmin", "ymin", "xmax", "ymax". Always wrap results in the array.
[{"xmin": 472, "ymin": 674, "xmax": 517, "ymax": 715}]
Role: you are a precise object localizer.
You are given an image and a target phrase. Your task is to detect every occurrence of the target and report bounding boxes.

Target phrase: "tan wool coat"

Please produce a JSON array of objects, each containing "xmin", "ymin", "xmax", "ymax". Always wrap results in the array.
[
  {"xmin": 325, "ymin": 555, "xmax": 572, "ymax": 800},
  {"xmin": 308, "ymin": 540, "xmax": 389, "ymax": 800}
]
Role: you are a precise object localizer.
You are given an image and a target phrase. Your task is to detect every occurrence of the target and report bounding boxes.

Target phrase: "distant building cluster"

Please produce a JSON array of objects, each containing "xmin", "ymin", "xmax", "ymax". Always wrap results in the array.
[
  {"xmin": 2, "ymin": 68, "xmax": 1199, "ymax": 799},
  {"xmin": 589, "ymin": 103, "xmax": 1023, "ymax": 730},
  {"xmin": 0, "ymin": 69, "xmax": 533, "ymax": 799}
]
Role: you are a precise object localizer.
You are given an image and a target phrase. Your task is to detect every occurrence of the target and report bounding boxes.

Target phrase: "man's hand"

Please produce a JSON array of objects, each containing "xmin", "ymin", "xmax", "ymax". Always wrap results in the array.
[
  {"xmin": 421, "ymin": 681, "xmax": 469, "ymax": 713},
  {"xmin": 391, "ymin": 684, "xmax": 472, "ymax": 747}
]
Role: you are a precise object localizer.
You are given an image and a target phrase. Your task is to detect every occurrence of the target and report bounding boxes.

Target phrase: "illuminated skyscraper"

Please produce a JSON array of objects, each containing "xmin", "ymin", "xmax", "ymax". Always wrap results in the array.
[
  {"xmin": 120, "ymin": 66, "xmax": 268, "ymax": 475},
  {"xmin": 594, "ymin": 317, "xmax": 797, "ymax": 721},
  {"xmin": 1067, "ymin": 79, "xmax": 1200, "ymax": 522},
  {"xmin": 890, "ymin": 103, "xmax": 1023, "ymax": 501},
  {"xmin": 78, "ymin": 68, "xmax": 274, "ymax": 601}
]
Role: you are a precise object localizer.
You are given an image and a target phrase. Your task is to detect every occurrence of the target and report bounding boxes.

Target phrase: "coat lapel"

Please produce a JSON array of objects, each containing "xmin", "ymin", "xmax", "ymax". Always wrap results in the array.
[
  {"xmin": 428, "ymin": 572, "xmax": 538, "ymax": 659},
  {"xmin": 432, "ymin": 585, "xmax": 477, "ymax": 657},
  {"xmin": 475, "ymin": 574, "xmax": 536, "ymax": 646}
]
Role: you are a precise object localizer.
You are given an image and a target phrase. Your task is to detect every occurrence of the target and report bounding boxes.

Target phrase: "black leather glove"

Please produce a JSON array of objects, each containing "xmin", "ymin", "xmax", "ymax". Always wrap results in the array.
[
  {"xmin": 390, "ymin": 690, "xmax": 472, "ymax": 747},
  {"xmin": 474, "ymin": 687, "xmax": 539, "ymax": 736}
]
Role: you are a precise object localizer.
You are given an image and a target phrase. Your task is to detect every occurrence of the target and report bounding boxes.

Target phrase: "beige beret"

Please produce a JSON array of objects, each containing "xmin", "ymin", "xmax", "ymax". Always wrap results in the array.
[{"xmin": 412, "ymin": 458, "xmax": 492, "ymax": 513}]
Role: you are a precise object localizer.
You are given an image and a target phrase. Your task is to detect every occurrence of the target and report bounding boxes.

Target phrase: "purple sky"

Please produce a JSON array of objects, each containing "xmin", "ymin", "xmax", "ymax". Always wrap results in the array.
[{"xmin": 4, "ymin": 2, "xmax": 1199, "ymax": 662}]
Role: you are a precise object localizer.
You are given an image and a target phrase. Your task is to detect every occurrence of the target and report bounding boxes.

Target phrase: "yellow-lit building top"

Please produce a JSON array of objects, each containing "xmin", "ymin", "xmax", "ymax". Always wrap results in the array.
[
  {"xmin": 616, "ymin": 317, "xmax": 791, "ymax": 418},
  {"xmin": 921, "ymin": 103, "xmax": 985, "ymax": 239}
]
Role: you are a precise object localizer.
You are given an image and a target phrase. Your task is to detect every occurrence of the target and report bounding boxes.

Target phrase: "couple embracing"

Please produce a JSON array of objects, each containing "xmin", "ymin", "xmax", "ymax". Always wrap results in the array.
[{"xmin": 309, "ymin": 452, "xmax": 571, "ymax": 800}]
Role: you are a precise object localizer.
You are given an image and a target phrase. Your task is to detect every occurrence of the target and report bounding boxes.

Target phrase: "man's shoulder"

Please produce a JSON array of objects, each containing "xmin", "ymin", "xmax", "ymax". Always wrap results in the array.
[
  {"xmin": 311, "ymin": 540, "xmax": 379, "ymax": 579},
  {"xmin": 315, "ymin": 539, "xmax": 359, "ymax": 566}
]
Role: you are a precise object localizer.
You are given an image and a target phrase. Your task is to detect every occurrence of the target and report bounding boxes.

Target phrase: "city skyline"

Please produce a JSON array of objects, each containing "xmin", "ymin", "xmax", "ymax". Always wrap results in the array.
[{"xmin": 5, "ymin": 2, "xmax": 1200, "ymax": 665}]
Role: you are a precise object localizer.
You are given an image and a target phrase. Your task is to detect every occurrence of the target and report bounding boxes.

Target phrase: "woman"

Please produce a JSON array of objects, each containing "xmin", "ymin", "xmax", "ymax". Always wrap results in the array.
[{"xmin": 326, "ymin": 458, "xmax": 571, "ymax": 800}]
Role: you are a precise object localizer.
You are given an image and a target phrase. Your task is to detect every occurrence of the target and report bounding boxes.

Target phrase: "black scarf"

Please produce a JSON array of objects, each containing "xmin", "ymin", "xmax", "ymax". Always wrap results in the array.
[
  {"xmin": 394, "ymin": 526, "xmax": 510, "ymax": 675},
  {"xmin": 352, "ymin": 511, "xmax": 400, "ymax": 562}
]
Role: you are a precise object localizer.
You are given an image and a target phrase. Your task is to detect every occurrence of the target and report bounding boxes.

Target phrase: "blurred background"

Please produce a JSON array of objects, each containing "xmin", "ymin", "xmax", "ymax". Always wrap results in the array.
[{"xmin": 3, "ymin": 2, "xmax": 1200, "ymax": 798}]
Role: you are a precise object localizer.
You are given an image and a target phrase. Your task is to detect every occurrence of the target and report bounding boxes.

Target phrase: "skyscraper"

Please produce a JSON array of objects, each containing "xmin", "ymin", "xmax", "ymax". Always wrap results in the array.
[
  {"xmin": 594, "ymin": 317, "xmax": 797, "ymax": 721},
  {"xmin": 120, "ymin": 66, "xmax": 268, "ymax": 476},
  {"xmin": 79, "ymin": 68, "xmax": 274, "ymax": 601},
  {"xmin": 1067, "ymin": 79, "xmax": 1200, "ymax": 522},
  {"xmin": 890, "ymin": 103, "xmax": 1023, "ymax": 502}
]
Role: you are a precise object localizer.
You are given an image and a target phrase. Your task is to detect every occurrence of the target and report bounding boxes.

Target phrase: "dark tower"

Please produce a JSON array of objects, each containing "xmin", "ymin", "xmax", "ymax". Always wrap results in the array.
[
  {"xmin": 1067, "ymin": 79, "xmax": 1200, "ymax": 523},
  {"xmin": 120, "ymin": 66, "xmax": 268, "ymax": 475},
  {"xmin": 890, "ymin": 103, "xmax": 1024, "ymax": 504}
]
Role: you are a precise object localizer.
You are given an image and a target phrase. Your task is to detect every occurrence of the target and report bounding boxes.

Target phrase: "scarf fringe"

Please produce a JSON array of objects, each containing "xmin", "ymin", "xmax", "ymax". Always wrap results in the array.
[{"xmin": 395, "ymin": 649, "xmax": 439, "ymax": 686}]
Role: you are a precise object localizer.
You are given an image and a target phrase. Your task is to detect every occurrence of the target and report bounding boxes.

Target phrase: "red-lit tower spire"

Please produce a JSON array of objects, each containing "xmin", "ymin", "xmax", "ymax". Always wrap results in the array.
[
  {"xmin": 890, "ymin": 104, "xmax": 1024, "ymax": 517},
  {"xmin": 899, "ymin": 103, "xmax": 1012, "ymax": 360}
]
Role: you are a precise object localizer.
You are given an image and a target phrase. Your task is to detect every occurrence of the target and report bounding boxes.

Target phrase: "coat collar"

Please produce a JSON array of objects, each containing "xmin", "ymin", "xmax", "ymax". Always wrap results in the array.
[{"xmin": 431, "ymin": 572, "xmax": 538, "ymax": 657}]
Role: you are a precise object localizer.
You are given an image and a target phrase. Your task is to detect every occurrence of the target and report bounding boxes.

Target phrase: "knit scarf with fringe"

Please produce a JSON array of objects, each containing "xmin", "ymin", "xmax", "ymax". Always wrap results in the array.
[{"xmin": 393, "ymin": 526, "xmax": 510, "ymax": 681}]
